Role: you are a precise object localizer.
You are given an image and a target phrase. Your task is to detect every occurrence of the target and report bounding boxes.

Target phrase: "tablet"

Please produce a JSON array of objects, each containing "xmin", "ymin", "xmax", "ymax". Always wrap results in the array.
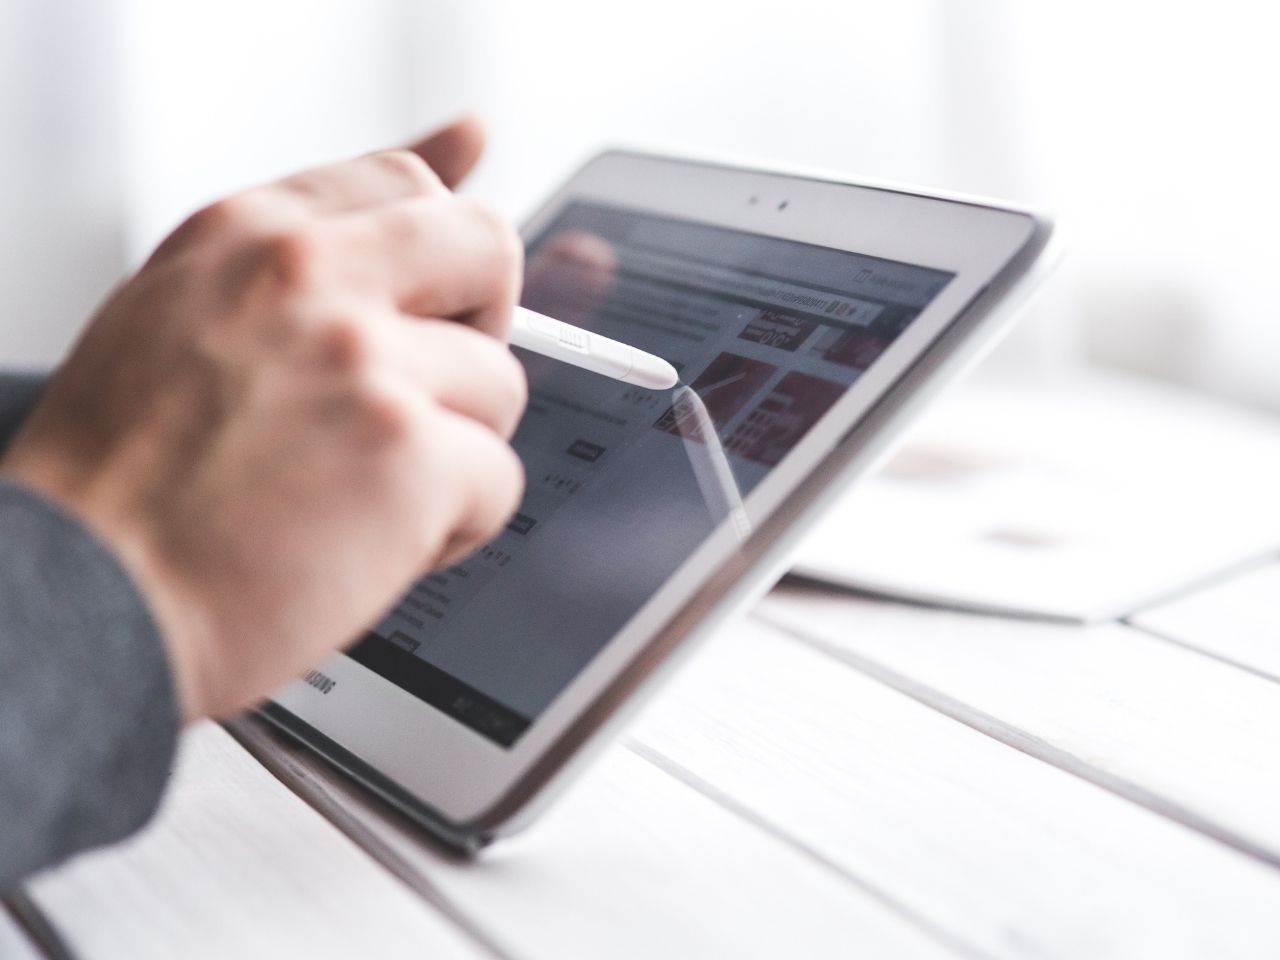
[{"xmin": 262, "ymin": 151, "xmax": 1054, "ymax": 850}]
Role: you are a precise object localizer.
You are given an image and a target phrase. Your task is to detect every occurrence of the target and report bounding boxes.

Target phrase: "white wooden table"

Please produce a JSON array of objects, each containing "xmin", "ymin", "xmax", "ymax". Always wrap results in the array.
[
  {"xmin": 6, "ymin": 554, "xmax": 1280, "ymax": 959},
  {"xmin": 6, "ymin": 374, "xmax": 1280, "ymax": 959}
]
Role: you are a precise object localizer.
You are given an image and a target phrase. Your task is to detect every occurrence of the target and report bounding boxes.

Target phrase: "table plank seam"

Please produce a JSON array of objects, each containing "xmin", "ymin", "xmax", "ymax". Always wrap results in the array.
[
  {"xmin": 1123, "ymin": 619, "xmax": 1280, "ymax": 688},
  {"xmin": 1114, "ymin": 551, "xmax": 1280, "ymax": 624},
  {"xmin": 2, "ymin": 892, "xmax": 74, "ymax": 960},
  {"xmin": 223, "ymin": 720, "xmax": 519, "ymax": 960},
  {"xmin": 1122, "ymin": 551, "xmax": 1280, "ymax": 623},
  {"xmin": 752, "ymin": 608, "xmax": 1280, "ymax": 874},
  {"xmin": 622, "ymin": 738, "xmax": 989, "ymax": 960}
]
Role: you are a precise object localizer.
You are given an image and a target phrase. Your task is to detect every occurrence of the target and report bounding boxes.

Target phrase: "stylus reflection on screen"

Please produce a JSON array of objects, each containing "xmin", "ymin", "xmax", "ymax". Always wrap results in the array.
[
  {"xmin": 667, "ymin": 385, "xmax": 753, "ymax": 542},
  {"xmin": 510, "ymin": 305, "xmax": 750, "ymax": 541}
]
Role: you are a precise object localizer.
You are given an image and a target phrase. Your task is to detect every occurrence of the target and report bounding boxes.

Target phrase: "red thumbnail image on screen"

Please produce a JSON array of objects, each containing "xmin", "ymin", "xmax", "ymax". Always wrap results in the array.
[
  {"xmin": 737, "ymin": 311, "xmax": 819, "ymax": 352},
  {"xmin": 813, "ymin": 325, "xmax": 894, "ymax": 371},
  {"xmin": 724, "ymin": 372, "xmax": 846, "ymax": 466},
  {"xmin": 654, "ymin": 352, "xmax": 777, "ymax": 443}
]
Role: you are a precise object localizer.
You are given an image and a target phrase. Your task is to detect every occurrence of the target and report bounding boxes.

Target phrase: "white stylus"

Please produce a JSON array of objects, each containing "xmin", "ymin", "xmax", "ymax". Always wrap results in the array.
[{"xmin": 510, "ymin": 306, "xmax": 680, "ymax": 390}]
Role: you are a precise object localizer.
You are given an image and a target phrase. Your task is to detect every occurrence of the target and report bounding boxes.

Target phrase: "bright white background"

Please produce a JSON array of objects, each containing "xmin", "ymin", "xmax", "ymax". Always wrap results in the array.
[{"xmin": 2, "ymin": 0, "xmax": 1277, "ymax": 412}]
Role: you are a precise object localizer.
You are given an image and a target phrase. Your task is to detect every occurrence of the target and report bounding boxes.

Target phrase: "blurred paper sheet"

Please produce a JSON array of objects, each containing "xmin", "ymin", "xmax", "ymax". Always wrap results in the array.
[{"xmin": 792, "ymin": 373, "xmax": 1280, "ymax": 623}]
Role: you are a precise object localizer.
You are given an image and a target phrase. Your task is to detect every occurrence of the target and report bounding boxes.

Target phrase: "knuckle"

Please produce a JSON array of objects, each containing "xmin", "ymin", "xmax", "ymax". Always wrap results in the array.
[
  {"xmin": 461, "ymin": 197, "xmax": 524, "ymax": 276},
  {"xmin": 311, "ymin": 315, "xmax": 373, "ymax": 375},
  {"xmin": 474, "ymin": 327, "xmax": 524, "ymax": 383},
  {"xmin": 454, "ymin": 329, "xmax": 528, "ymax": 428},
  {"xmin": 469, "ymin": 441, "xmax": 525, "ymax": 540},
  {"xmin": 354, "ymin": 378, "xmax": 416, "ymax": 446},
  {"xmin": 493, "ymin": 443, "xmax": 526, "ymax": 511},
  {"xmin": 252, "ymin": 227, "xmax": 329, "ymax": 293},
  {"xmin": 425, "ymin": 424, "xmax": 524, "ymax": 566},
  {"xmin": 192, "ymin": 194, "xmax": 265, "ymax": 234},
  {"xmin": 368, "ymin": 149, "xmax": 443, "ymax": 196},
  {"xmin": 492, "ymin": 345, "xmax": 529, "ymax": 426},
  {"xmin": 159, "ymin": 194, "xmax": 267, "ymax": 257}
]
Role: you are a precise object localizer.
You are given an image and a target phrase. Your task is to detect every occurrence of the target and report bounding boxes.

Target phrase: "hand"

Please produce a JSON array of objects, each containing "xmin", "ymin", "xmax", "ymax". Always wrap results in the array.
[{"xmin": 0, "ymin": 118, "xmax": 527, "ymax": 721}]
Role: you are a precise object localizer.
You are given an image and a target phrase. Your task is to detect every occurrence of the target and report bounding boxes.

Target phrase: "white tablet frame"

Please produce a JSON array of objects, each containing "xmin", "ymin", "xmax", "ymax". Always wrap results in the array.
[{"xmin": 260, "ymin": 150, "xmax": 1055, "ymax": 849}]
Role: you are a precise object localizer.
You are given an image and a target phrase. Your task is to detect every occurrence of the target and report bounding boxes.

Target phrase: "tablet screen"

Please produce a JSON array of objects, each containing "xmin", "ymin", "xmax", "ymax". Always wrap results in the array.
[{"xmin": 349, "ymin": 201, "xmax": 953, "ymax": 745}]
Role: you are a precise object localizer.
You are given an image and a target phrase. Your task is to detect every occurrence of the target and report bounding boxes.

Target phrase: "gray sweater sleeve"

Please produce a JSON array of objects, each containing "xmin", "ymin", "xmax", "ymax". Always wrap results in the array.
[
  {"xmin": 0, "ymin": 377, "xmax": 180, "ymax": 890},
  {"xmin": 0, "ymin": 372, "xmax": 44, "ymax": 448}
]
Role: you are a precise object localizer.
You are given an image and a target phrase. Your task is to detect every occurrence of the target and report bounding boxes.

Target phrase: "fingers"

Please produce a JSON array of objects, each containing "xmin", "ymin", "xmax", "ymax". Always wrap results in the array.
[
  {"xmin": 154, "ymin": 116, "xmax": 488, "ymax": 263},
  {"xmin": 310, "ymin": 316, "xmax": 525, "ymax": 569},
  {"xmin": 383, "ymin": 318, "xmax": 527, "ymax": 438},
  {"xmin": 149, "ymin": 149, "xmax": 448, "ymax": 262},
  {"xmin": 272, "ymin": 149, "xmax": 447, "ymax": 215},
  {"xmin": 422, "ymin": 409, "xmax": 525, "ymax": 569},
  {"xmin": 151, "ymin": 117, "xmax": 520, "ymax": 360},
  {"xmin": 407, "ymin": 115, "xmax": 486, "ymax": 190},
  {"xmin": 338, "ymin": 194, "xmax": 523, "ymax": 337},
  {"xmin": 272, "ymin": 114, "xmax": 485, "ymax": 214}
]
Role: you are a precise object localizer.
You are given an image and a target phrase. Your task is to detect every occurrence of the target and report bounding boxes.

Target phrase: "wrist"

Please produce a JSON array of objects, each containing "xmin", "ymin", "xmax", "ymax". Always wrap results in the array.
[{"xmin": 93, "ymin": 516, "xmax": 213, "ymax": 723}]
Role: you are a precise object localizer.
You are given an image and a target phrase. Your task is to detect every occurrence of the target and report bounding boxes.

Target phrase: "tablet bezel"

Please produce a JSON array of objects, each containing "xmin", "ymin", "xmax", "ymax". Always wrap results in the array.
[{"xmin": 262, "ymin": 150, "xmax": 1054, "ymax": 845}]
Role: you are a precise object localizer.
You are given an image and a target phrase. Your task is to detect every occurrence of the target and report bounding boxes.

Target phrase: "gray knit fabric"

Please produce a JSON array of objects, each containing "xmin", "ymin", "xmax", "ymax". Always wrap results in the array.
[
  {"xmin": 0, "ymin": 375, "xmax": 179, "ymax": 889},
  {"xmin": 0, "ymin": 372, "xmax": 43, "ymax": 449}
]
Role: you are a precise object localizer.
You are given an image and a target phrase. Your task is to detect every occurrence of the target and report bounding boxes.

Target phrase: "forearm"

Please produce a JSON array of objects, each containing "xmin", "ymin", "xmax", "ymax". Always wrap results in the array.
[{"xmin": 0, "ymin": 480, "xmax": 178, "ymax": 890}]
